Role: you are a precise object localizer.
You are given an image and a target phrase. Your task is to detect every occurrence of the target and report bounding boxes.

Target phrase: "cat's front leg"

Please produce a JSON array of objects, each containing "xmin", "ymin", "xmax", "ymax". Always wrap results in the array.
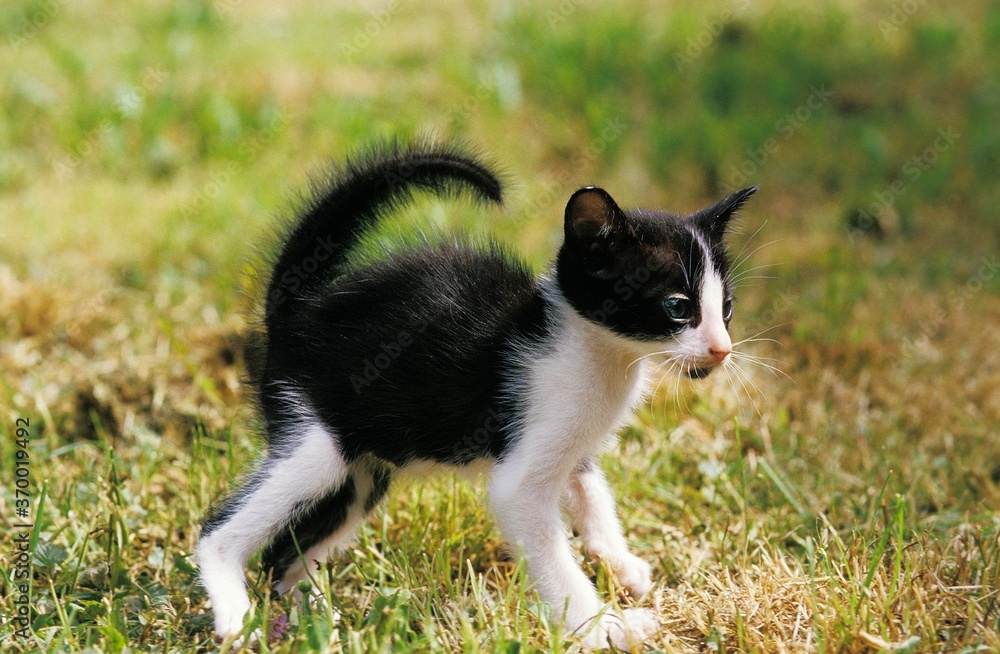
[
  {"xmin": 563, "ymin": 459, "xmax": 653, "ymax": 598},
  {"xmin": 489, "ymin": 462, "xmax": 602, "ymax": 625},
  {"xmin": 489, "ymin": 459, "xmax": 657, "ymax": 648}
]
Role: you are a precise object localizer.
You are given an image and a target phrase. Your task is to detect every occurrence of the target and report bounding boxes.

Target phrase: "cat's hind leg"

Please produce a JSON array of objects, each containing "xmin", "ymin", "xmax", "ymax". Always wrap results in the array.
[
  {"xmin": 196, "ymin": 422, "xmax": 349, "ymax": 640},
  {"xmin": 265, "ymin": 460, "xmax": 393, "ymax": 594},
  {"xmin": 563, "ymin": 458, "xmax": 653, "ymax": 598}
]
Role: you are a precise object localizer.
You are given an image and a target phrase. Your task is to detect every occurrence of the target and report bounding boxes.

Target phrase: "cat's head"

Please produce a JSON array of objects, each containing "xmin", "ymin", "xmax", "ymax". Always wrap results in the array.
[{"xmin": 556, "ymin": 185, "xmax": 757, "ymax": 378}]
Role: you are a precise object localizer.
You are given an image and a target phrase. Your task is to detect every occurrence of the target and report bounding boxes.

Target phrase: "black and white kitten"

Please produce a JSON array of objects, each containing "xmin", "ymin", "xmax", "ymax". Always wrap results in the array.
[{"xmin": 197, "ymin": 141, "xmax": 756, "ymax": 649}]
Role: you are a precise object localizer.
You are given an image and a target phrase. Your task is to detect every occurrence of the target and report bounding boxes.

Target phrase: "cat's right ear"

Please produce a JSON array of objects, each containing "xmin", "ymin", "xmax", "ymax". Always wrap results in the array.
[
  {"xmin": 692, "ymin": 186, "xmax": 758, "ymax": 242},
  {"xmin": 564, "ymin": 187, "xmax": 628, "ymax": 253}
]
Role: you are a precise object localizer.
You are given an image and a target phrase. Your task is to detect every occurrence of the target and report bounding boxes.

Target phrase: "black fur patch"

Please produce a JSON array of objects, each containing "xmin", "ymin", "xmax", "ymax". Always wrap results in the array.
[
  {"xmin": 366, "ymin": 464, "xmax": 392, "ymax": 513},
  {"xmin": 557, "ymin": 186, "xmax": 756, "ymax": 341},
  {"xmin": 263, "ymin": 241, "xmax": 550, "ymax": 465},
  {"xmin": 261, "ymin": 476, "xmax": 357, "ymax": 580}
]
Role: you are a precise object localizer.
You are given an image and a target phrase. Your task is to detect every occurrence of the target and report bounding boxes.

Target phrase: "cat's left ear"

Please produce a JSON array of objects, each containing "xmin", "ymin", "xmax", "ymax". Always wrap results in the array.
[
  {"xmin": 564, "ymin": 186, "xmax": 629, "ymax": 250},
  {"xmin": 692, "ymin": 186, "xmax": 758, "ymax": 241}
]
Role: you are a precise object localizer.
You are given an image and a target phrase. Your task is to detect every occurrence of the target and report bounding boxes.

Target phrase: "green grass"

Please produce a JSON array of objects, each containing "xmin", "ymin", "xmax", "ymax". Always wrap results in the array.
[{"xmin": 2, "ymin": 0, "xmax": 1000, "ymax": 651}]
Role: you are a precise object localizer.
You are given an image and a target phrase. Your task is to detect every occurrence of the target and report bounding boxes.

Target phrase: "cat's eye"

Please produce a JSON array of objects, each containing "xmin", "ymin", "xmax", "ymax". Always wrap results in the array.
[
  {"xmin": 723, "ymin": 299, "xmax": 734, "ymax": 322},
  {"xmin": 662, "ymin": 295, "xmax": 692, "ymax": 322}
]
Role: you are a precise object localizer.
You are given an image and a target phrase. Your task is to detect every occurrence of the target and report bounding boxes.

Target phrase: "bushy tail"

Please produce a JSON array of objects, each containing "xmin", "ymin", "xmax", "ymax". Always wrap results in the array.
[{"xmin": 263, "ymin": 140, "xmax": 503, "ymax": 333}]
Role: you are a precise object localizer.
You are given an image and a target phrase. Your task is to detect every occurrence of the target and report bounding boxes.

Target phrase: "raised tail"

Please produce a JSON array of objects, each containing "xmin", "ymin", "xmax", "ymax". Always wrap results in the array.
[{"xmin": 263, "ymin": 140, "xmax": 504, "ymax": 333}]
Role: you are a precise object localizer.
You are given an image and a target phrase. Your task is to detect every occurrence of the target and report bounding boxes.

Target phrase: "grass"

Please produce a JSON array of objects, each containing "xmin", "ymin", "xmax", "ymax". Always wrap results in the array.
[{"xmin": 1, "ymin": 0, "xmax": 999, "ymax": 651}]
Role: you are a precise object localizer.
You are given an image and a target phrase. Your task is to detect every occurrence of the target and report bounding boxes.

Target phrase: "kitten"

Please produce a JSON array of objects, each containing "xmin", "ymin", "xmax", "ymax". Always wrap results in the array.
[{"xmin": 197, "ymin": 141, "xmax": 756, "ymax": 649}]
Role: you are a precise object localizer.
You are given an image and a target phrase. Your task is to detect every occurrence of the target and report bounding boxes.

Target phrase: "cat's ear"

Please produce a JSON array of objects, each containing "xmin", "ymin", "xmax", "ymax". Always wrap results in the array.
[
  {"xmin": 564, "ymin": 186, "xmax": 628, "ymax": 250},
  {"xmin": 692, "ymin": 186, "xmax": 758, "ymax": 241}
]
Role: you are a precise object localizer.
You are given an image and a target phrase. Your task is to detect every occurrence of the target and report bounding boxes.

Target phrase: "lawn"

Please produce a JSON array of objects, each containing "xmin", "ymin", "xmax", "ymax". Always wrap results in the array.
[{"xmin": 1, "ymin": 0, "xmax": 999, "ymax": 652}]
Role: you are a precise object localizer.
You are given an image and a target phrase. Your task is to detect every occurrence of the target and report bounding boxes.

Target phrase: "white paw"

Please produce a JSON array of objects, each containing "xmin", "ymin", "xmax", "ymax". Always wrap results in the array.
[
  {"xmin": 613, "ymin": 553, "xmax": 653, "ymax": 598},
  {"xmin": 212, "ymin": 596, "xmax": 254, "ymax": 645},
  {"xmin": 216, "ymin": 626, "xmax": 261, "ymax": 651},
  {"xmin": 214, "ymin": 606, "xmax": 250, "ymax": 641},
  {"xmin": 224, "ymin": 629, "xmax": 261, "ymax": 651},
  {"xmin": 581, "ymin": 608, "xmax": 660, "ymax": 650},
  {"xmin": 616, "ymin": 608, "xmax": 660, "ymax": 648},
  {"xmin": 586, "ymin": 546, "xmax": 653, "ymax": 598}
]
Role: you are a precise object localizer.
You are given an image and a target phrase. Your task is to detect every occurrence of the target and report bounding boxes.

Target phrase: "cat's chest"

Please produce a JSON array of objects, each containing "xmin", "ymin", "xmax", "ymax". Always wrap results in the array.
[{"xmin": 521, "ymin": 331, "xmax": 649, "ymax": 449}]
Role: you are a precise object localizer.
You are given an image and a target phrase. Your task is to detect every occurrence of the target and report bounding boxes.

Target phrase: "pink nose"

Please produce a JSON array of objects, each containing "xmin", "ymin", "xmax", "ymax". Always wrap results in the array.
[{"xmin": 709, "ymin": 346, "xmax": 731, "ymax": 363}]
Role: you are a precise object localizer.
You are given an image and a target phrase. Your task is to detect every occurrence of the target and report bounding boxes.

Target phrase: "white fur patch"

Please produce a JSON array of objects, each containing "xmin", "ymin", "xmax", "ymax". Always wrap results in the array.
[
  {"xmin": 671, "ymin": 233, "xmax": 732, "ymax": 368},
  {"xmin": 698, "ymin": 257, "xmax": 732, "ymax": 358},
  {"xmin": 197, "ymin": 395, "xmax": 349, "ymax": 639},
  {"xmin": 563, "ymin": 465, "xmax": 652, "ymax": 597},
  {"xmin": 489, "ymin": 283, "xmax": 651, "ymax": 631}
]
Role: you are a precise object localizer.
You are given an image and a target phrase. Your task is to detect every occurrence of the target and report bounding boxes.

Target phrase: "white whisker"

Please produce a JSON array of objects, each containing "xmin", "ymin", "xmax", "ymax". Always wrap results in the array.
[
  {"xmin": 731, "ymin": 359, "xmax": 769, "ymax": 401},
  {"xmin": 625, "ymin": 348, "xmax": 677, "ymax": 374},
  {"xmin": 730, "ymin": 351, "xmax": 795, "ymax": 382},
  {"xmin": 650, "ymin": 359, "xmax": 678, "ymax": 405},
  {"xmin": 731, "ymin": 238, "xmax": 784, "ymax": 276},
  {"xmin": 734, "ymin": 337, "xmax": 783, "ymax": 347},
  {"xmin": 727, "ymin": 359, "xmax": 762, "ymax": 417},
  {"xmin": 721, "ymin": 361, "xmax": 747, "ymax": 418},
  {"xmin": 729, "ymin": 351, "xmax": 786, "ymax": 364},
  {"xmin": 732, "ymin": 274, "xmax": 779, "ymax": 284},
  {"xmin": 673, "ymin": 359, "xmax": 687, "ymax": 414},
  {"xmin": 729, "ymin": 220, "xmax": 768, "ymax": 267},
  {"xmin": 732, "ymin": 323, "xmax": 790, "ymax": 347},
  {"xmin": 730, "ymin": 262, "xmax": 782, "ymax": 284}
]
